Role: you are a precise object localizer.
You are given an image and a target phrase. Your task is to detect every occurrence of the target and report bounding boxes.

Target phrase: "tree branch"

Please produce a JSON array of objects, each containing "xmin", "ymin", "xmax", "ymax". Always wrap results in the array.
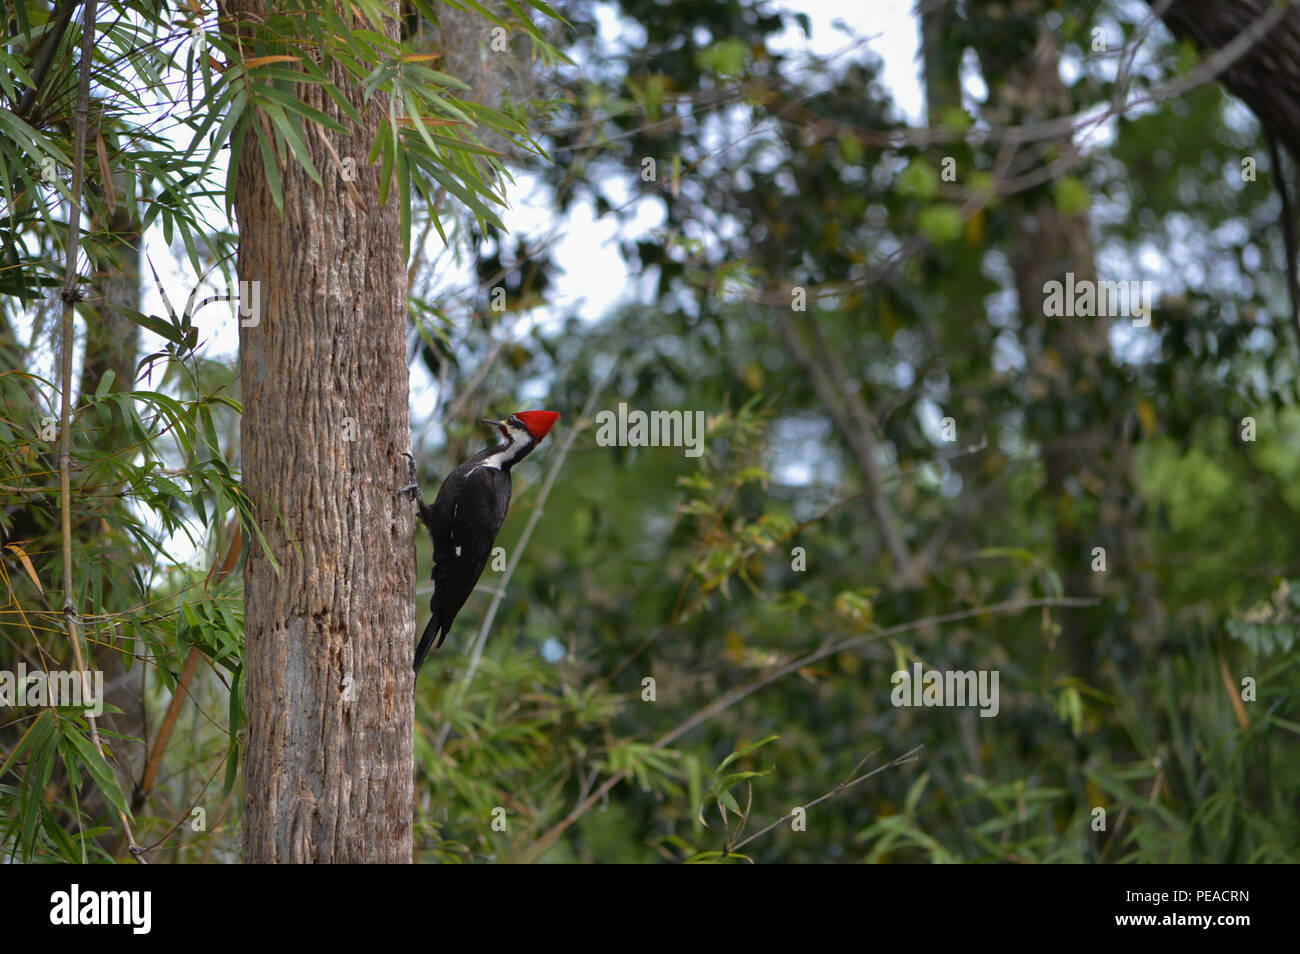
[
  {"xmin": 55, "ymin": 0, "xmax": 143, "ymax": 863},
  {"xmin": 776, "ymin": 309, "xmax": 918, "ymax": 586},
  {"xmin": 723, "ymin": 744, "xmax": 925, "ymax": 857},
  {"xmin": 518, "ymin": 594, "xmax": 1096, "ymax": 862},
  {"xmin": 15, "ymin": 0, "xmax": 79, "ymax": 121}
]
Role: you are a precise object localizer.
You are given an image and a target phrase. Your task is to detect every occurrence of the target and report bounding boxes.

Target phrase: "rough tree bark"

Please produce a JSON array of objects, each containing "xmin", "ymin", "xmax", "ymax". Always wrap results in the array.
[
  {"xmin": 1149, "ymin": 0, "xmax": 1300, "ymax": 162},
  {"xmin": 230, "ymin": 0, "xmax": 413, "ymax": 863},
  {"xmin": 1149, "ymin": 1, "xmax": 1300, "ymax": 341}
]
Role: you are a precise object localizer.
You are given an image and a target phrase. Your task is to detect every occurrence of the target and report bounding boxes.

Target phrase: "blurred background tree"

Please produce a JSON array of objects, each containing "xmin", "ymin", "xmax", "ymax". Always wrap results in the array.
[{"xmin": 2, "ymin": 0, "xmax": 1298, "ymax": 862}]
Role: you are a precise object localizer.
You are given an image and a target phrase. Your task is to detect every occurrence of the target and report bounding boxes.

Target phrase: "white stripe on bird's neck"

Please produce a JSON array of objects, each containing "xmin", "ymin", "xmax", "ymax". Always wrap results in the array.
[{"xmin": 472, "ymin": 422, "xmax": 535, "ymax": 471}]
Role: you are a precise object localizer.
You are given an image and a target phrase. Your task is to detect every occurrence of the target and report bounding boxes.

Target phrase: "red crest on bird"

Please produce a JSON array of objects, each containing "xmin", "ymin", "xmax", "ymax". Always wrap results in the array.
[{"xmin": 511, "ymin": 410, "xmax": 560, "ymax": 440}]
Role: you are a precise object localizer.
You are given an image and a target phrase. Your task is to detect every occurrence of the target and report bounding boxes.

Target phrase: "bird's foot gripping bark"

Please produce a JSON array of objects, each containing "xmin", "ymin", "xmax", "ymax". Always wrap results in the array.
[{"xmin": 398, "ymin": 451, "xmax": 420, "ymax": 500}]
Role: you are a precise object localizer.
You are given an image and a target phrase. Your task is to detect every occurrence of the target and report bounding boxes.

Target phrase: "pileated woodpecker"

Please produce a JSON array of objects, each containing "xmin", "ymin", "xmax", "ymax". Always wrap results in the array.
[{"xmin": 407, "ymin": 410, "xmax": 560, "ymax": 673}]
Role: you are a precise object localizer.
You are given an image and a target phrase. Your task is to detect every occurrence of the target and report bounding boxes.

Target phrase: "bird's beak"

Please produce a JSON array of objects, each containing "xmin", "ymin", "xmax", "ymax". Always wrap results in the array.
[{"xmin": 480, "ymin": 418, "xmax": 507, "ymax": 435}]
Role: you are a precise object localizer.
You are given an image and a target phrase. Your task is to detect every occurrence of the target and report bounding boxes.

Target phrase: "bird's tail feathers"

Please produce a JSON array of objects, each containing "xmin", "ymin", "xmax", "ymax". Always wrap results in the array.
[{"xmin": 413, "ymin": 612, "xmax": 443, "ymax": 674}]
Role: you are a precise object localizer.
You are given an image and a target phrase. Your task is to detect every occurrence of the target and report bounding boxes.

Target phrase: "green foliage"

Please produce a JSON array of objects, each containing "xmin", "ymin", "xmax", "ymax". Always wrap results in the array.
[
  {"xmin": 474, "ymin": 0, "xmax": 1300, "ymax": 864},
  {"xmin": 697, "ymin": 733, "xmax": 777, "ymax": 828},
  {"xmin": 0, "ymin": 0, "xmax": 567, "ymax": 863},
  {"xmin": 4, "ymin": 0, "xmax": 1300, "ymax": 865},
  {"xmin": 1227, "ymin": 579, "xmax": 1300, "ymax": 656}
]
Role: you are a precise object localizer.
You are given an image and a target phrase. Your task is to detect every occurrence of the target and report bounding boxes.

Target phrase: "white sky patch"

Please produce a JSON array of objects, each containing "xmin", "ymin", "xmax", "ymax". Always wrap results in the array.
[
  {"xmin": 769, "ymin": 0, "xmax": 923, "ymax": 123},
  {"xmin": 769, "ymin": 414, "xmax": 836, "ymax": 487}
]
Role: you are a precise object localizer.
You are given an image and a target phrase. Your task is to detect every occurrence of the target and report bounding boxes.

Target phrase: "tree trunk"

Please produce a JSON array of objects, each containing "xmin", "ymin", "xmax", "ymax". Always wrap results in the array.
[
  {"xmin": 979, "ymin": 23, "xmax": 1147, "ymax": 682},
  {"xmin": 1149, "ymin": 0, "xmax": 1300, "ymax": 161},
  {"xmin": 231, "ymin": 1, "xmax": 413, "ymax": 863},
  {"xmin": 82, "ymin": 169, "xmax": 149, "ymax": 855}
]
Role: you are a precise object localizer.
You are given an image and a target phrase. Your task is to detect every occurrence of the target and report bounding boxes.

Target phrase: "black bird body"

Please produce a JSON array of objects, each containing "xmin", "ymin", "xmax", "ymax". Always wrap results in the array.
[{"xmin": 412, "ymin": 410, "xmax": 559, "ymax": 673}]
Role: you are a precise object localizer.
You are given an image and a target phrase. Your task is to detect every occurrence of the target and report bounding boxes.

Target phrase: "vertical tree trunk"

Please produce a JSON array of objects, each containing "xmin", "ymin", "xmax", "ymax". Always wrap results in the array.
[
  {"xmin": 979, "ymin": 24, "xmax": 1148, "ymax": 682},
  {"xmin": 82, "ymin": 169, "xmax": 148, "ymax": 854},
  {"xmin": 919, "ymin": 0, "xmax": 961, "ymax": 125},
  {"xmin": 231, "ymin": 1, "xmax": 413, "ymax": 863}
]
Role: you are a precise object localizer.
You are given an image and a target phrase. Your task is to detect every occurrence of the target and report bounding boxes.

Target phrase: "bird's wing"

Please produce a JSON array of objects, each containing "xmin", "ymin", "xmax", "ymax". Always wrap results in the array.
[{"xmin": 429, "ymin": 465, "xmax": 512, "ymax": 645}]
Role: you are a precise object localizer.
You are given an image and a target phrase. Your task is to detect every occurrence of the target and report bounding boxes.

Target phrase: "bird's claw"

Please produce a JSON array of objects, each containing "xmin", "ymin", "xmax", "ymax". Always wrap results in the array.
[{"xmin": 399, "ymin": 452, "xmax": 420, "ymax": 500}]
